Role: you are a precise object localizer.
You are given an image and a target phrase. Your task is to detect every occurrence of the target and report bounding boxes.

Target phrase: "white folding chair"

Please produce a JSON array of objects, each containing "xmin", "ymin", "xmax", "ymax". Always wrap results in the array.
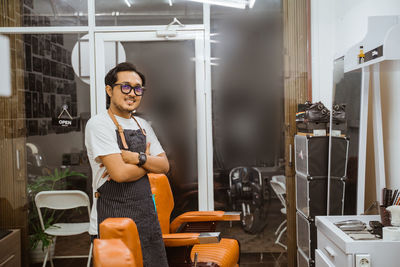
[
  {"xmin": 35, "ymin": 190, "xmax": 93, "ymax": 267},
  {"xmin": 270, "ymin": 175, "xmax": 287, "ymax": 250}
]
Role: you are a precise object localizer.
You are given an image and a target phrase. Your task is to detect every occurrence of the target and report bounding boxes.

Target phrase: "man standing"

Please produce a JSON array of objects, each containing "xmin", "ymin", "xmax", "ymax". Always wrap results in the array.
[{"xmin": 85, "ymin": 62, "xmax": 169, "ymax": 266}]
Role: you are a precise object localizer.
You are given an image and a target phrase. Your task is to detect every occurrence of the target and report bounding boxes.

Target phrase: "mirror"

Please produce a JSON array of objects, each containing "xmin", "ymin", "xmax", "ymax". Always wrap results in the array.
[{"xmin": 329, "ymin": 57, "xmax": 362, "ymax": 215}]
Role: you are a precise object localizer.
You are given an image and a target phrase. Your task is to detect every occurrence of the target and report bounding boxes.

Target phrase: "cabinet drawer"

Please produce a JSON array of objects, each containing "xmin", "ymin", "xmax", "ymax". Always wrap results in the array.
[
  {"xmin": 317, "ymin": 230, "xmax": 352, "ymax": 267},
  {"xmin": 0, "ymin": 230, "xmax": 21, "ymax": 267},
  {"xmin": 315, "ymin": 249, "xmax": 334, "ymax": 267},
  {"xmin": 0, "ymin": 254, "xmax": 18, "ymax": 267}
]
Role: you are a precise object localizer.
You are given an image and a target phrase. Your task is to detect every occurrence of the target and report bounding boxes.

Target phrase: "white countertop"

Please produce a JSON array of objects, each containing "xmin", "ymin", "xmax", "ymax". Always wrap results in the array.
[{"xmin": 316, "ymin": 215, "xmax": 400, "ymax": 254}]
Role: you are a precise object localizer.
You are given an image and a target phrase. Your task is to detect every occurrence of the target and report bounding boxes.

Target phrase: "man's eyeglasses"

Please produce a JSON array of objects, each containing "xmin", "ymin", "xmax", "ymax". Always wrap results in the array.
[{"xmin": 112, "ymin": 83, "xmax": 146, "ymax": 96}]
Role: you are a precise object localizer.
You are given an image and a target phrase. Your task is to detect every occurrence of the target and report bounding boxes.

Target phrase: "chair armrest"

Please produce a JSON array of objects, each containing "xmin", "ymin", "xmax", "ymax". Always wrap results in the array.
[
  {"xmin": 93, "ymin": 239, "xmax": 138, "ymax": 267},
  {"xmin": 170, "ymin": 211, "xmax": 241, "ymax": 233},
  {"xmin": 162, "ymin": 232, "xmax": 221, "ymax": 247}
]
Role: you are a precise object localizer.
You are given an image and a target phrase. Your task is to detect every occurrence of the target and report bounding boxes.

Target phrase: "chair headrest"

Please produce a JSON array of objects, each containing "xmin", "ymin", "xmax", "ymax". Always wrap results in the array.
[{"xmin": 99, "ymin": 218, "xmax": 143, "ymax": 266}]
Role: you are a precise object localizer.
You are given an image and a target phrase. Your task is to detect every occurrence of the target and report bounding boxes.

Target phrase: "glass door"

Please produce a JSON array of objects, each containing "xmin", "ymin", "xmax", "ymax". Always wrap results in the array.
[{"xmin": 94, "ymin": 30, "xmax": 212, "ymax": 213}]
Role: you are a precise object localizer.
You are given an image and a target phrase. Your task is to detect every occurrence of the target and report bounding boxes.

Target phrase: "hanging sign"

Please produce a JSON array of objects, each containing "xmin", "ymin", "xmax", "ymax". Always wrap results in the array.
[{"xmin": 52, "ymin": 105, "xmax": 77, "ymax": 127}]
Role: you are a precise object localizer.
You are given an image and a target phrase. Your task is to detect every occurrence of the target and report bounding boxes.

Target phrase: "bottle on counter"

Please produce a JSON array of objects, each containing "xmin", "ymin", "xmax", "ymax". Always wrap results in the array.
[{"xmin": 358, "ymin": 45, "xmax": 365, "ymax": 64}]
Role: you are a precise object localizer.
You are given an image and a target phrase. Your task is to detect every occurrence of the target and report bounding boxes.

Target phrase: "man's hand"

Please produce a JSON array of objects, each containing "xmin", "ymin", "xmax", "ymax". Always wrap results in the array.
[
  {"xmin": 100, "ymin": 163, "xmax": 111, "ymax": 181},
  {"xmin": 121, "ymin": 143, "xmax": 150, "ymax": 164},
  {"xmin": 145, "ymin": 142, "xmax": 150, "ymax": 155},
  {"xmin": 121, "ymin": 150, "xmax": 139, "ymax": 165}
]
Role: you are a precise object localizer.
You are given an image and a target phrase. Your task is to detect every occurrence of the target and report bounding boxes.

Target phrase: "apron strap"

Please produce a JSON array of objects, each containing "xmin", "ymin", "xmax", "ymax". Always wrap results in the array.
[
  {"xmin": 131, "ymin": 115, "xmax": 147, "ymax": 137},
  {"xmin": 107, "ymin": 108, "xmax": 147, "ymax": 150},
  {"xmin": 108, "ymin": 108, "xmax": 129, "ymax": 150}
]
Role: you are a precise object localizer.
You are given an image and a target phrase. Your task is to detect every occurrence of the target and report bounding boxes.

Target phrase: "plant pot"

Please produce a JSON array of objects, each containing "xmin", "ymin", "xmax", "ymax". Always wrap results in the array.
[{"xmin": 29, "ymin": 237, "xmax": 56, "ymax": 264}]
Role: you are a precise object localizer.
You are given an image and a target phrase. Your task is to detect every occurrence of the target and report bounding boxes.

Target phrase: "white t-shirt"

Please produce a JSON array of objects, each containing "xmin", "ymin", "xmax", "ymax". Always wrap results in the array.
[{"xmin": 85, "ymin": 110, "xmax": 164, "ymax": 235}]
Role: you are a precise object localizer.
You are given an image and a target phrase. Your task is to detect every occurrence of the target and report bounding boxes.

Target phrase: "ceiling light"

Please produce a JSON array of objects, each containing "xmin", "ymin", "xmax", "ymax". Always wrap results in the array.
[
  {"xmin": 248, "ymin": 0, "xmax": 256, "ymax": 8},
  {"xmin": 187, "ymin": 0, "xmax": 247, "ymax": 9},
  {"xmin": 169, "ymin": 0, "xmax": 173, "ymax": 6},
  {"xmin": 124, "ymin": 0, "xmax": 132, "ymax": 7}
]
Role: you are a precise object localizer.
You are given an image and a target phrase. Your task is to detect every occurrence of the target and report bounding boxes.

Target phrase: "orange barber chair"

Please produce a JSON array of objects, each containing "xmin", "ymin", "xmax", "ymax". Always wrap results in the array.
[
  {"xmin": 93, "ymin": 218, "xmax": 142, "ymax": 267},
  {"xmin": 148, "ymin": 173, "xmax": 241, "ymax": 267},
  {"xmin": 93, "ymin": 217, "xmax": 225, "ymax": 267}
]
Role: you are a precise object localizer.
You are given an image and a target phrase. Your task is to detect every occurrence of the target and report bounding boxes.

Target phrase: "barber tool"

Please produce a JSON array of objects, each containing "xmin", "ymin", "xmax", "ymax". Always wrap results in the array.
[
  {"xmin": 390, "ymin": 189, "xmax": 398, "ymax": 205},
  {"xmin": 369, "ymin": 220, "xmax": 383, "ymax": 236},
  {"xmin": 387, "ymin": 189, "xmax": 392, "ymax": 206},
  {"xmin": 335, "ymin": 220, "xmax": 366, "ymax": 232},
  {"xmin": 382, "ymin": 188, "xmax": 388, "ymax": 206},
  {"xmin": 381, "ymin": 187, "xmax": 400, "ymax": 207},
  {"xmin": 348, "ymin": 232, "xmax": 378, "ymax": 240}
]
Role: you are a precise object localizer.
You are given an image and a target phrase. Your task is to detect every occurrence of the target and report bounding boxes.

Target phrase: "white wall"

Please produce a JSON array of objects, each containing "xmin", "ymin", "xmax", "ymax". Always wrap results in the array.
[
  {"xmin": 310, "ymin": 0, "xmax": 335, "ymax": 106},
  {"xmin": 311, "ymin": 0, "xmax": 400, "ymax": 208},
  {"xmin": 381, "ymin": 61, "xmax": 400, "ymax": 189},
  {"xmin": 312, "ymin": 0, "xmax": 400, "ymax": 104}
]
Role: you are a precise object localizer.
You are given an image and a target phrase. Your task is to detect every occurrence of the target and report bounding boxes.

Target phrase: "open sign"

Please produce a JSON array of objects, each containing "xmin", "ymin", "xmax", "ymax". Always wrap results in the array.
[
  {"xmin": 59, "ymin": 119, "xmax": 72, "ymax": 126},
  {"xmin": 52, "ymin": 118, "xmax": 75, "ymax": 127}
]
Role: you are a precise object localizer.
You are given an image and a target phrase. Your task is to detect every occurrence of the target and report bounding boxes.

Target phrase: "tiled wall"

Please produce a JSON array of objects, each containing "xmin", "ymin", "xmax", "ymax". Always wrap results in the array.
[
  {"xmin": 21, "ymin": 0, "xmax": 79, "ymax": 136},
  {"xmin": 23, "ymin": 33, "xmax": 78, "ymax": 136}
]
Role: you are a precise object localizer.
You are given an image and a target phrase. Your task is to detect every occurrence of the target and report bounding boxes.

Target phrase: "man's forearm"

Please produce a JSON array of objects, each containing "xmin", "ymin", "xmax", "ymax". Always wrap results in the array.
[
  {"xmin": 100, "ymin": 153, "xmax": 148, "ymax": 183},
  {"xmin": 142, "ymin": 155, "xmax": 169, "ymax": 174},
  {"xmin": 122, "ymin": 151, "xmax": 169, "ymax": 174},
  {"xmin": 121, "ymin": 163, "xmax": 148, "ymax": 182},
  {"xmin": 106, "ymin": 162, "xmax": 147, "ymax": 183}
]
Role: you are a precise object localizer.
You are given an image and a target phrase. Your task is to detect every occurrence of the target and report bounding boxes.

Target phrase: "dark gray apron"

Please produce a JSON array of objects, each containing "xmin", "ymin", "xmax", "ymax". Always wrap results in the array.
[{"xmin": 96, "ymin": 123, "xmax": 168, "ymax": 267}]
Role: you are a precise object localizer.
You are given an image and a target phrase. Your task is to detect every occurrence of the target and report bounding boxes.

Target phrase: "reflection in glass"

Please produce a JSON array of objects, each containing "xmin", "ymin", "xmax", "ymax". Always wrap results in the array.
[
  {"xmin": 0, "ymin": 33, "xmax": 91, "ymax": 265},
  {"xmin": 210, "ymin": 0, "xmax": 286, "ymax": 255},
  {"xmin": 117, "ymin": 40, "xmax": 199, "ymax": 216},
  {"xmin": 21, "ymin": 0, "xmax": 88, "ymax": 27},
  {"xmin": 95, "ymin": 0, "xmax": 202, "ymax": 26},
  {"xmin": 330, "ymin": 57, "xmax": 362, "ymax": 214}
]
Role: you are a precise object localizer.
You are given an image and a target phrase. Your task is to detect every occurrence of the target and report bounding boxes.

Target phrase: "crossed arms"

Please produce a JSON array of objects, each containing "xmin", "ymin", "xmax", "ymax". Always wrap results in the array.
[{"xmin": 99, "ymin": 143, "xmax": 169, "ymax": 183}]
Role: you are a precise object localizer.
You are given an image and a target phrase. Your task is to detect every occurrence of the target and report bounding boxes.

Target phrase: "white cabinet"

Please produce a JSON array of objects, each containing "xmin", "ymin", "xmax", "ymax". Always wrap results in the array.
[
  {"xmin": 316, "ymin": 215, "xmax": 400, "ymax": 267},
  {"xmin": 315, "ymin": 249, "xmax": 334, "ymax": 267}
]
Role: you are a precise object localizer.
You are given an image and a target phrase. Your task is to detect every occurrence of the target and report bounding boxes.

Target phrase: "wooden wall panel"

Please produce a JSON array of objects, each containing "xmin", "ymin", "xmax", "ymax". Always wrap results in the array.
[
  {"xmin": 0, "ymin": 0, "xmax": 28, "ymax": 266},
  {"xmin": 283, "ymin": 0, "xmax": 309, "ymax": 266}
]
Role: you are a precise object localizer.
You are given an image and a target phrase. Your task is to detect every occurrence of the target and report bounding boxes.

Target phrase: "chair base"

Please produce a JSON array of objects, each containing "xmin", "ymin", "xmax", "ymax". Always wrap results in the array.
[
  {"xmin": 42, "ymin": 241, "xmax": 92, "ymax": 267},
  {"xmin": 274, "ymin": 225, "xmax": 287, "ymax": 250}
]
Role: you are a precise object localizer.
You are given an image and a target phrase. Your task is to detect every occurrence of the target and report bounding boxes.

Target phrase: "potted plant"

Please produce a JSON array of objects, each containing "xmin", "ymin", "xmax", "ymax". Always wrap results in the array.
[{"xmin": 27, "ymin": 167, "xmax": 87, "ymax": 263}]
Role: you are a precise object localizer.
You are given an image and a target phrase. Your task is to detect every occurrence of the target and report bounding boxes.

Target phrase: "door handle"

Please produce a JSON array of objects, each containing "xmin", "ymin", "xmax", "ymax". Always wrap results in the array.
[
  {"xmin": 16, "ymin": 149, "xmax": 20, "ymax": 170},
  {"xmin": 324, "ymin": 246, "xmax": 336, "ymax": 258}
]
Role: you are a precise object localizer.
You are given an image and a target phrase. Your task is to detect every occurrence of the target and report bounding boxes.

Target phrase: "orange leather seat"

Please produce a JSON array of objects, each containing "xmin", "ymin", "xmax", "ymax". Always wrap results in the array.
[
  {"xmin": 191, "ymin": 238, "xmax": 240, "ymax": 267},
  {"xmin": 94, "ymin": 218, "xmax": 227, "ymax": 267},
  {"xmin": 93, "ymin": 218, "xmax": 143, "ymax": 267},
  {"xmin": 148, "ymin": 173, "xmax": 241, "ymax": 267},
  {"xmin": 93, "ymin": 239, "xmax": 137, "ymax": 267},
  {"xmin": 94, "ymin": 174, "xmax": 241, "ymax": 267}
]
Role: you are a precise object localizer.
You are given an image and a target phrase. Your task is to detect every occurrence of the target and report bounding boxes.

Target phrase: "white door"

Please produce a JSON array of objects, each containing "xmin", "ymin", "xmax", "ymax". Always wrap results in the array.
[{"xmin": 93, "ymin": 30, "xmax": 213, "ymax": 211}]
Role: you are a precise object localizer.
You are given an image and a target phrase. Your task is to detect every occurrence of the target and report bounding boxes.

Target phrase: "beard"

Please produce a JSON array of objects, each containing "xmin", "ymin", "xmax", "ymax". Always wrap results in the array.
[{"xmin": 111, "ymin": 97, "xmax": 138, "ymax": 114}]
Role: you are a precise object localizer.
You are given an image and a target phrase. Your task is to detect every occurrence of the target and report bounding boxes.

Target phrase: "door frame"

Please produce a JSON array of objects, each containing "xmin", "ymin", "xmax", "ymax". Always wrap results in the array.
[{"xmin": 93, "ymin": 30, "xmax": 214, "ymax": 211}]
